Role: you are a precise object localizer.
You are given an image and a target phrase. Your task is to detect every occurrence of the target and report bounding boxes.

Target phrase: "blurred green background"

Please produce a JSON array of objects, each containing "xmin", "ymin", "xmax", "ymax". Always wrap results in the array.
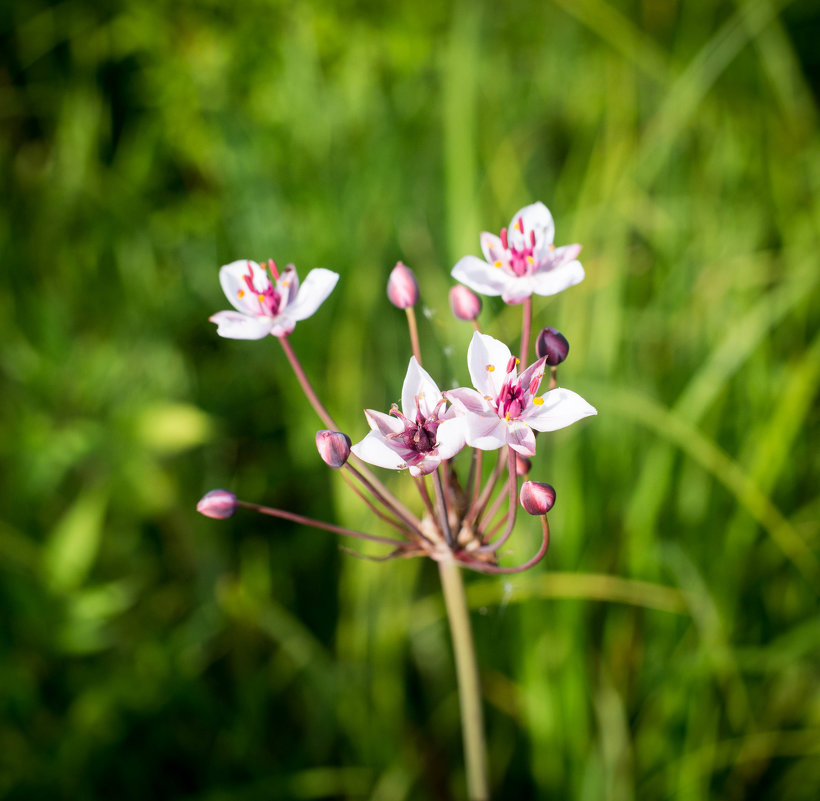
[{"xmin": 2, "ymin": 0, "xmax": 819, "ymax": 798}]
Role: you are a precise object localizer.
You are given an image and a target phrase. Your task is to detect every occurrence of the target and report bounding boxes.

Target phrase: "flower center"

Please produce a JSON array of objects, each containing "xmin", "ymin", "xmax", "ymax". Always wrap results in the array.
[
  {"xmin": 243, "ymin": 262, "xmax": 281, "ymax": 317},
  {"xmin": 388, "ymin": 396, "xmax": 445, "ymax": 454},
  {"xmin": 500, "ymin": 221, "xmax": 537, "ymax": 277}
]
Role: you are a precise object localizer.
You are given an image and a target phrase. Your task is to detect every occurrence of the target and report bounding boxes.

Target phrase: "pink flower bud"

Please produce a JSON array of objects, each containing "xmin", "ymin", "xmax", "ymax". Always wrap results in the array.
[
  {"xmin": 519, "ymin": 481, "xmax": 556, "ymax": 515},
  {"xmin": 535, "ymin": 327, "xmax": 569, "ymax": 366},
  {"xmin": 387, "ymin": 262, "xmax": 419, "ymax": 309},
  {"xmin": 515, "ymin": 454, "xmax": 532, "ymax": 476},
  {"xmin": 449, "ymin": 285, "xmax": 482, "ymax": 321},
  {"xmin": 315, "ymin": 430, "xmax": 352, "ymax": 468},
  {"xmin": 197, "ymin": 489, "xmax": 238, "ymax": 519}
]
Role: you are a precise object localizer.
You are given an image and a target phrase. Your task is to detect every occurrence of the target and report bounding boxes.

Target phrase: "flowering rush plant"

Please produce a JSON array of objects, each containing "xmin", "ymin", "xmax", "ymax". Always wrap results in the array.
[{"xmin": 198, "ymin": 203, "xmax": 595, "ymax": 800}]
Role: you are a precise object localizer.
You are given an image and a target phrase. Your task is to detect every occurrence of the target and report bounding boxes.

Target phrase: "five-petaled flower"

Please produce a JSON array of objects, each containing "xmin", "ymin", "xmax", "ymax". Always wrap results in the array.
[
  {"xmin": 451, "ymin": 202, "xmax": 584, "ymax": 305},
  {"xmin": 351, "ymin": 357, "xmax": 466, "ymax": 477},
  {"xmin": 210, "ymin": 259, "xmax": 339, "ymax": 339},
  {"xmin": 445, "ymin": 332, "xmax": 596, "ymax": 456}
]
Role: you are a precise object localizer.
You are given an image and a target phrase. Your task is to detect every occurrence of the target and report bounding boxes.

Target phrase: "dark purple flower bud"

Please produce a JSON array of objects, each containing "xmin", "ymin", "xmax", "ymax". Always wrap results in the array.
[
  {"xmin": 315, "ymin": 430, "xmax": 352, "ymax": 468},
  {"xmin": 519, "ymin": 481, "xmax": 556, "ymax": 515},
  {"xmin": 387, "ymin": 262, "xmax": 419, "ymax": 309},
  {"xmin": 197, "ymin": 489, "xmax": 238, "ymax": 519},
  {"xmin": 535, "ymin": 327, "xmax": 569, "ymax": 366},
  {"xmin": 515, "ymin": 454, "xmax": 532, "ymax": 476},
  {"xmin": 449, "ymin": 285, "xmax": 482, "ymax": 321}
]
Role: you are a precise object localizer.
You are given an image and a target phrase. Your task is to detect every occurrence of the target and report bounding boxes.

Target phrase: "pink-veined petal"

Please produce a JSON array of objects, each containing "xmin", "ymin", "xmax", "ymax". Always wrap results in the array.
[
  {"xmin": 530, "ymin": 259, "xmax": 585, "ymax": 297},
  {"xmin": 517, "ymin": 356, "xmax": 548, "ymax": 400},
  {"xmin": 451, "ymin": 255, "xmax": 512, "ymax": 297},
  {"xmin": 522, "ymin": 387, "xmax": 597, "ymax": 432},
  {"xmin": 467, "ymin": 332, "xmax": 512, "ymax": 398},
  {"xmin": 507, "ymin": 202, "xmax": 555, "ymax": 253},
  {"xmin": 364, "ymin": 409, "xmax": 404, "ymax": 437},
  {"xmin": 445, "ymin": 387, "xmax": 494, "ymax": 416},
  {"xmin": 401, "ymin": 357, "xmax": 443, "ymax": 419},
  {"xmin": 286, "ymin": 268, "xmax": 340, "ymax": 321},
  {"xmin": 479, "ymin": 232, "xmax": 507, "ymax": 265},
  {"xmin": 351, "ymin": 431, "xmax": 408, "ymax": 470},
  {"xmin": 505, "ymin": 421, "xmax": 536, "ymax": 456},
  {"xmin": 276, "ymin": 264, "xmax": 300, "ymax": 308},
  {"xmin": 408, "ymin": 455, "xmax": 442, "ymax": 477},
  {"xmin": 209, "ymin": 310, "xmax": 274, "ymax": 340},
  {"xmin": 219, "ymin": 260, "xmax": 270, "ymax": 314},
  {"xmin": 551, "ymin": 243, "xmax": 582, "ymax": 265}
]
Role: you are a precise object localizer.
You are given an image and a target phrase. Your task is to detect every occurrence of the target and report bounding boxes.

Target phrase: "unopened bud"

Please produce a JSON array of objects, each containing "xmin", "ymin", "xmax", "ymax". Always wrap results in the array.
[
  {"xmin": 535, "ymin": 327, "xmax": 569, "ymax": 366},
  {"xmin": 519, "ymin": 481, "xmax": 556, "ymax": 515},
  {"xmin": 387, "ymin": 262, "xmax": 419, "ymax": 309},
  {"xmin": 315, "ymin": 430, "xmax": 352, "ymax": 468},
  {"xmin": 197, "ymin": 489, "xmax": 238, "ymax": 519},
  {"xmin": 515, "ymin": 454, "xmax": 532, "ymax": 476},
  {"xmin": 449, "ymin": 285, "xmax": 482, "ymax": 321}
]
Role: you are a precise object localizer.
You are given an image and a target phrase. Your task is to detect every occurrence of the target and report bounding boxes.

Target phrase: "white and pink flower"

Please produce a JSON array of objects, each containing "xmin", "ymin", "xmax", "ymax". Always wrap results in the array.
[
  {"xmin": 210, "ymin": 259, "xmax": 339, "ymax": 339},
  {"xmin": 351, "ymin": 357, "xmax": 465, "ymax": 477},
  {"xmin": 445, "ymin": 332, "xmax": 596, "ymax": 456},
  {"xmin": 451, "ymin": 202, "xmax": 584, "ymax": 304}
]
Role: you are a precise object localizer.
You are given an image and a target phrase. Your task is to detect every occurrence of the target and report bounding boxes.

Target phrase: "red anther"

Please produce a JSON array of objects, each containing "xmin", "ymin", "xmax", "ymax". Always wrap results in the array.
[
  {"xmin": 517, "ymin": 216, "xmax": 524, "ymax": 233},
  {"xmin": 500, "ymin": 227, "xmax": 508, "ymax": 250},
  {"xmin": 505, "ymin": 355, "xmax": 517, "ymax": 374},
  {"xmin": 529, "ymin": 375, "xmax": 542, "ymax": 395},
  {"xmin": 530, "ymin": 229, "xmax": 536, "ymax": 247},
  {"xmin": 268, "ymin": 258, "xmax": 280, "ymax": 279}
]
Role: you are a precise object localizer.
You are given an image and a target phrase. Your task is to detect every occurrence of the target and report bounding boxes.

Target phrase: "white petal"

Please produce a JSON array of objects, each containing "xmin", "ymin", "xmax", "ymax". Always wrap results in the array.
[
  {"xmin": 451, "ymin": 255, "xmax": 511, "ymax": 297},
  {"xmin": 275, "ymin": 264, "xmax": 300, "ymax": 308},
  {"xmin": 219, "ymin": 260, "xmax": 270, "ymax": 314},
  {"xmin": 351, "ymin": 431, "xmax": 407, "ymax": 471},
  {"xmin": 268, "ymin": 314, "xmax": 297, "ymax": 337},
  {"xmin": 408, "ymin": 456, "xmax": 441, "ymax": 478},
  {"xmin": 530, "ymin": 259, "xmax": 585, "ymax": 297},
  {"xmin": 507, "ymin": 202, "xmax": 555, "ymax": 253},
  {"xmin": 401, "ymin": 357, "xmax": 443, "ymax": 419},
  {"xmin": 209, "ymin": 310, "xmax": 274, "ymax": 340},
  {"xmin": 467, "ymin": 332, "xmax": 512, "ymax": 398},
  {"xmin": 434, "ymin": 417, "xmax": 466, "ymax": 460},
  {"xmin": 500, "ymin": 276, "xmax": 536, "ymax": 305},
  {"xmin": 522, "ymin": 388, "xmax": 597, "ymax": 432},
  {"xmin": 364, "ymin": 409, "xmax": 404, "ymax": 436},
  {"xmin": 286, "ymin": 268, "xmax": 339, "ymax": 321},
  {"xmin": 479, "ymin": 232, "xmax": 507, "ymax": 265},
  {"xmin": 462, "ymin": 413, "xmax": 508, "ymax": 452},
  {"xmin": 505, "ymin": 421, "xmax": 536, "ymax": 456}
]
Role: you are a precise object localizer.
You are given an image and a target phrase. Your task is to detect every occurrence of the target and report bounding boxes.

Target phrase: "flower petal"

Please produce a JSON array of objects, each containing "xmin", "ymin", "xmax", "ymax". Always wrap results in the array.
[
  {"xmin": 408, "ymin": 456, "xmax": 441, "ymax": 477},
  {"xmin": 522, "ymin": 388, "xmax": 597, "ymax": 432},
  {"xmin": 500, "ymin": 276, "xmax": 536, "ymax": 305},
  {"xmin": 364, "ymin": 409, "xmax": 404, "ymax": 437},
  {"xmin": 268, "ymin": 314, "xmax": 297, "ymax": 337},
  {"xmin": 507, "ymin": 202, "xmax": 555, "ymax": 253},
  {"xmin": 286, "ymin": 268, "xmax": 340, "ymax": 321},
  {"xmin": 209, "ymin": 310, "xmax": 274, "ymax": 340},
  {"xmin": 530, "ymin": 259, "xmax": 585, "ymax": 297},
  {"xmin": 351, "ymin": 431, "xmax": 408, "ymax": 470},
  {"xmin": 219, "ymin": 260, "xmax": 270, "ymax": 314},
  {"xmin": 451, "ymin": 255, "xmax": 512, "ymax": 297},
  {"xmin": 462, "ymin": 413, "xmax": 508, "ymax": 451},
  {"xmin": 401, "ymin": 357, "xmax": 443, "ymax": 419},
  {"xmin": 433, "ymin": 417, "xmax": 466, "ymax": 460},
  {"xmin": 276, "ymin": 264, "xmax": 300, "ymax": 308},
  {"xmin": 506, "ymin": 420, "xmax": 536, "ymax": 456},
  {"xmin": 445, "ymin": 387, "xmax": 494, "ymax": 415},
  {"xmin": 467, "ymin": 332, "xmax": 511, "ymax": 398},
  {"xmin": 479, "ymin": 232, "xmax": 507, "ymax": 265}
]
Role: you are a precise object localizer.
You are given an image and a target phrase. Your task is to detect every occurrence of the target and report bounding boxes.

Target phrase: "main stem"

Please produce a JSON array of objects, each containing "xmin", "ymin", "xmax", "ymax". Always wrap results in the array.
[{"xmin": 438, "ymin": 560, "xmax": 489, "ymax": 801}]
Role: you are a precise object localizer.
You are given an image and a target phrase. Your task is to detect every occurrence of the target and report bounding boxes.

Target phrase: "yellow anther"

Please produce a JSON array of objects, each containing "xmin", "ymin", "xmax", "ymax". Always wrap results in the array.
[
  {"xmin": 494, "ymin": 260, "xmax": 503, "ymax": 268},
  {"xmin": 484, "ymin": 395, "xmax": 493, "ymax": 401},
  {"xmin": 505, "ymin": 411, "xmax": 511, "ymax": 421},
  {"xmin": 257, "ymin": 294, "xmax": 265, "ymax": 303},
  {"xmin": 237, "ymin": 289, "xmax": 245, "ymax": 298},
  {"xmin": 526, "ymin": 256, "xmax": 535, "ymax": 265},
  {"xmin": 533, "ymin": 397, "xmax": 544, "ymax": 406},
  {"xmin": 486, "ymin": 364, "xmax": 495, "ymax": 372},
  {"xmin": 549, "ymin": 243, "xmax": 556, "ymax": 251}
]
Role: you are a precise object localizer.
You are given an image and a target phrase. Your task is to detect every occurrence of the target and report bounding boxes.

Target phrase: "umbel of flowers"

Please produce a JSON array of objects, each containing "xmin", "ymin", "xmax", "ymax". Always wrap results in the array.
[{"xmin": 199, "ymin": 202, "xmax": 595, "ymax": 799}]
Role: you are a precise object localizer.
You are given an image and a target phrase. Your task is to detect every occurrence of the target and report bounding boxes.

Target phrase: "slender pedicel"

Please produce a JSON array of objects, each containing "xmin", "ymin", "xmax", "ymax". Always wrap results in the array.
[
  {"xmin": 519, "ymin": 296, "xmax": 532, "ymax": 365},
  {"xmin": 432, "ymin": 468, "xmax": 454, "ymax": 548},
  {"xmin": 477, "ymin": 449, "xmax": 518, "ymax": 553},
  {"xmin": 238, "ymin": 501, "xmax": 407, "ymax": 547}
]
